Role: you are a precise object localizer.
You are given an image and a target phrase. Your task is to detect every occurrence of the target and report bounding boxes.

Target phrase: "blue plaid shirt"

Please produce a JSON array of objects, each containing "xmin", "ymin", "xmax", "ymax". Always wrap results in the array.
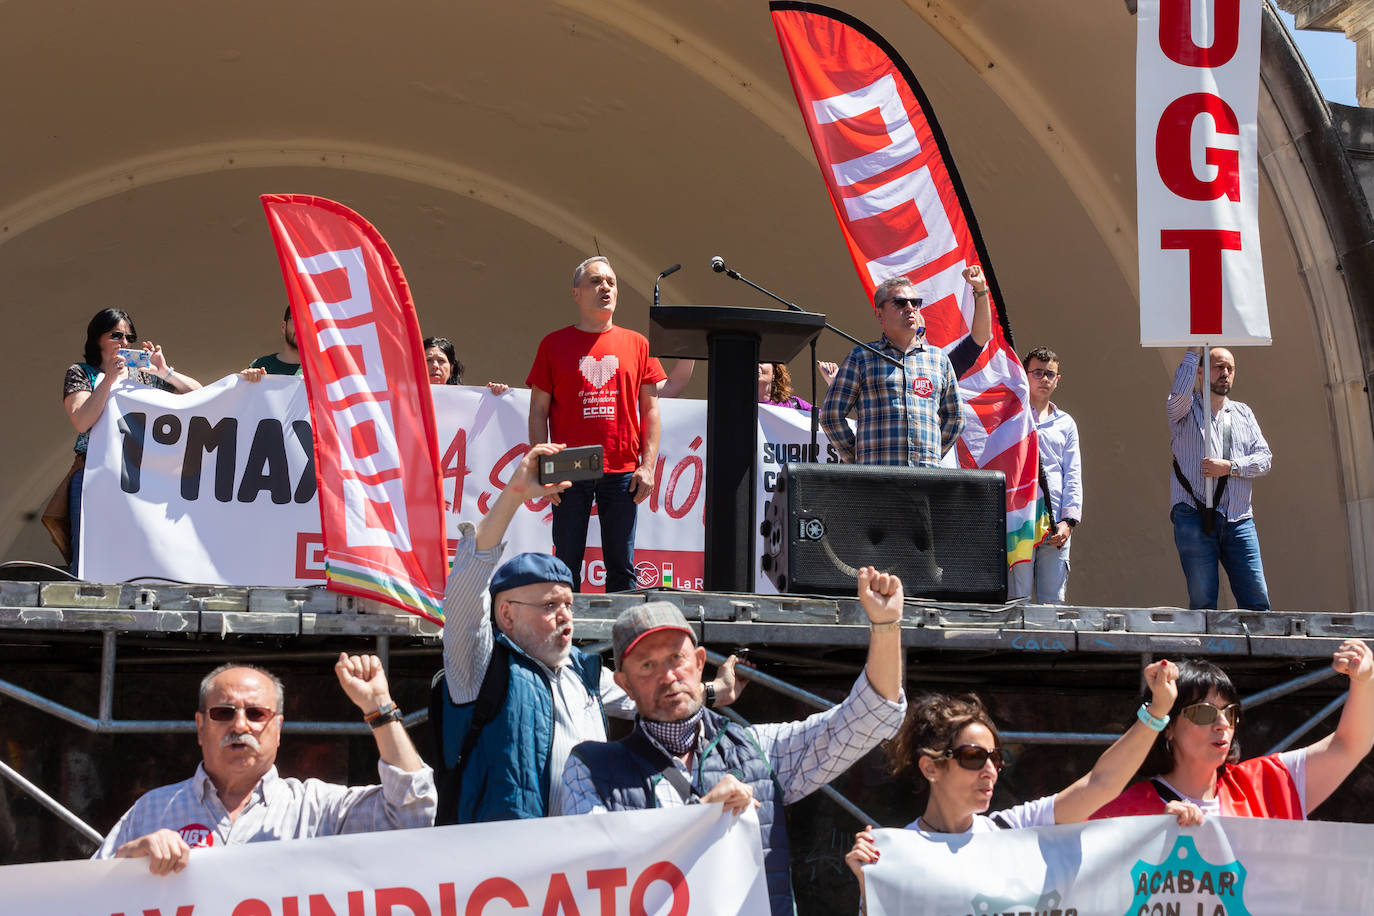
[{"xmin": 821, "ymin": 335, "xmax": 964, "ymax": 466}]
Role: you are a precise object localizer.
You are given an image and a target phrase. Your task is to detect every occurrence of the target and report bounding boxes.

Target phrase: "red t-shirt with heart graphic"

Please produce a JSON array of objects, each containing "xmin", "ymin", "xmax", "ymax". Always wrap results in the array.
[{"xmin": 527, "ymin": 325, "xmax": 667, "ymax": 473}]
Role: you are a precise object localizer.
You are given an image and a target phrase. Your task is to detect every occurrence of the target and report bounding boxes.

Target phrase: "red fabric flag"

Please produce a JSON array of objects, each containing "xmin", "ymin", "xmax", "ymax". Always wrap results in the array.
[
  {"xmin": 261, "ymin": 194, "xmax": 447, "ymax": 622},
  {"xmin": 771, "ymin": 2, "xmax": 1041, "ymax": 568}
]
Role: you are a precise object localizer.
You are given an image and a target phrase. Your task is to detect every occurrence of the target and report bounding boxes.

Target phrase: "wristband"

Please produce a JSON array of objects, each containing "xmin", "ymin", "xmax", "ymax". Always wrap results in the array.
[
  {"xmin": 870, "ymin": 619, "xmax": 902, "ymax": 633},
  {"xmin": 704, "ymin": 682, "xmax": 717, "ymax": 708},
  {"xmin": 365, "ymin": 702, "xmax": 402, "ymax": 728},
  {"xmin": 973, "ymin": 288, "xmax": 989, "ymax": 297},
  {"xmin": 1137, "ymin": 704, "xmax": 1169, "ymax": 732}
]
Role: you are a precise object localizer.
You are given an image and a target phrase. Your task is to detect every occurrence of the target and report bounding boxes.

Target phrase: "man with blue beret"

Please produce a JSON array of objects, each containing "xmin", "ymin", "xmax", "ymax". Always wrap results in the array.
[{"xmin": 435, "ymin": 442, "xmax": 744, "ymax": 824}]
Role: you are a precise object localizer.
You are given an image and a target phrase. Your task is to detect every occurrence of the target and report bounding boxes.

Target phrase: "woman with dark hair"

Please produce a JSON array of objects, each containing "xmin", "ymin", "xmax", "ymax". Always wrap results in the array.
[
  {"xmin": 424, "ymin": 336, "xmax": 508, "ymax": 393},
  {"xmin": 1092, "ymin": 640, "xmax": 1373, "ymax": 821},
  {"xmin": 846, "ymin": 662, "xmax": 1186, "ymax": 912},
  {"xmin": 424, "ymin": 336, "xmax": 464, "ymax": 385},
  {"xmin": 61, "ymin": 308, "xmax": 200, "ymax": 571},
  {"xmin": 757, "ymin": 361, "xmax": 839, "ymax": 410}
]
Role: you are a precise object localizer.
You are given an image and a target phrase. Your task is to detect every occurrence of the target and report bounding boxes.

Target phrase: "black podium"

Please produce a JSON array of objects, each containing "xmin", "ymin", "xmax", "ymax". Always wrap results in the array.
[{"xmin": 650, "ymin": 306, "xmax": 825, "ymax": 592}]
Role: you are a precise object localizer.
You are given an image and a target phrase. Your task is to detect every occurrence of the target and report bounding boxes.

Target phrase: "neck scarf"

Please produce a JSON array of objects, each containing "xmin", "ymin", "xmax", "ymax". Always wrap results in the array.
[{"xmin": 641, "ymin": 706, "xmax": 705, "ymax": 757}]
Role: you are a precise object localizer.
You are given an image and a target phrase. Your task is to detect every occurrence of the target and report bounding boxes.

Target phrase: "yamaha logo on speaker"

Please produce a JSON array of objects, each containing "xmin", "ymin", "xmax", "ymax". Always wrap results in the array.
[{"xmin": 799, "ymin": 518, "xmax": 826, "ymax": 541}]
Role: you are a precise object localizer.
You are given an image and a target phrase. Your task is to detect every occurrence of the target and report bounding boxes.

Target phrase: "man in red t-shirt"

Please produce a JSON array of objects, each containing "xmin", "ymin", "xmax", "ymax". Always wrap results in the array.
[{"xmin": 527, "ymin": 256, "xmax": 667, "ymax": 592}]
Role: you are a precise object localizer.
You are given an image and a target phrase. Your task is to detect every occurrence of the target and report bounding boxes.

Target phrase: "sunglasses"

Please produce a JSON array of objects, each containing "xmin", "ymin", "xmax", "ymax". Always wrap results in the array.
[
  {"xmin": 942, "ymin": 744, "xmax": 1005, "ymax": 771},
  {"xmin": 204, "ymin": 704, "xmax": 278, "ymax": 724},
  {"xmin": 1028, "ymin": 368, "xmax": 1058, "ymax": 381},
  {"xmin": 884, "ymin": 296, "xmax": 923, "ymax": 311},
  {"xmin": 109, "ymin": 331, "xmax": 138, "ymax": 344},
  {"xmin": 1179, "ymin": 702, "xmax": 1241, "ymax": 727}
]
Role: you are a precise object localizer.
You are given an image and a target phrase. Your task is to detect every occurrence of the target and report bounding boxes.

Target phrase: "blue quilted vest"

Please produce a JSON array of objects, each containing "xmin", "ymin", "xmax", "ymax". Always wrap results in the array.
[
  {"xmin": 571, "ymin": 712, "xmax": 794, "ymax": 916},
  {"xmin": 436, "ymin": 634, "xmax": 604, "ymax": 823}
]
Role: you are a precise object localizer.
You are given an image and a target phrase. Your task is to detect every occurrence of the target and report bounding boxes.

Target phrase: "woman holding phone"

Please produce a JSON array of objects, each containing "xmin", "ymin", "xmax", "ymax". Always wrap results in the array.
[{"xmin": 61, "ymin": 308, "xmax": 200, "ymax": 572}]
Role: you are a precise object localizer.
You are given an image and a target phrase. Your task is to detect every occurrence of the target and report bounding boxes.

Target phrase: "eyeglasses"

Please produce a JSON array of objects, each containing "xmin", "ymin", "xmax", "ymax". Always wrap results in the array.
[
  {"xmin": 1028, "ymin": 368, "xmax": 1058, "ymax": 381},
  {"xmin": 204, "ymin": 704, "xmax": 279, "ymax": 724},
  {"xmin": 109, "ymin": 331, "xmax": 138, "ymax": 344},
  {"xmin": 507, "ymin": 599, "xmax": 574, "ymax": 616},
  {"xmin": 1179, "ymin": 702, "xmax": 1241, "ymax": 727},
  {"xmin": 942, "ymin": 744, "xmax": 1005, "ymax": 771},
  {"xmin": 883, "ymin": 296, "xmax": 923, "ymax": 311}
]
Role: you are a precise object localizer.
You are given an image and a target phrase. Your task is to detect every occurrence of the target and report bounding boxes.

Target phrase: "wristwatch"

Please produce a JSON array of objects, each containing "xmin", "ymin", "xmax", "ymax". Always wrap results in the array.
[
  {"xmin": 704, "ymin": 682, "xmax": 717, "ymax": 708},
  {"xmin": 1230, "ymin": 462, "xmax": 1240, "ymax": 477}
]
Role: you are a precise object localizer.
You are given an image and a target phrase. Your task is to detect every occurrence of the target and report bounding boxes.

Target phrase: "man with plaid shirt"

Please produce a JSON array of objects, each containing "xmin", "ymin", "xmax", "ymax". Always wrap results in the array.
[{"xmin": 821, "ymin": 275, "xmax": 966, "ymax": 466}]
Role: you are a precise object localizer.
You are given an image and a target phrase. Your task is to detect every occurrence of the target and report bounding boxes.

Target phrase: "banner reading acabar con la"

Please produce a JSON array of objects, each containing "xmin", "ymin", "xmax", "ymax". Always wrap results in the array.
[{"xmin": 78, "ymin": 377, "xmax": 840, "ymax": 593}]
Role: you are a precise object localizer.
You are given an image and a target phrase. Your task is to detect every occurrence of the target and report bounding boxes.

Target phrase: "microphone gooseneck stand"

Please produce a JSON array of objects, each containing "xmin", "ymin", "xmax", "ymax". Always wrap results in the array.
[{"xmin": 711, "ymin": 257, "xmax": 906, "ymax": 458}]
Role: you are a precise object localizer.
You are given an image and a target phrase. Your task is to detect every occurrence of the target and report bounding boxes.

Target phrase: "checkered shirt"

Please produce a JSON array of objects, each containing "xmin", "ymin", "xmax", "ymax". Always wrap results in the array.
[
  {"xmin": 561, "ymin": 673, "xmax": 906, "ymax": 812},
  {"xmin": 820, "ymin": 335, "xmax": 964, "ymax": 466}
]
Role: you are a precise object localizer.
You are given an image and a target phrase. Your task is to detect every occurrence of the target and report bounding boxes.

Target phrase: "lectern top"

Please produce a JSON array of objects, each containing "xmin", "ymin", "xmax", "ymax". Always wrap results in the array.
[{"xmin": 649, "ymin": 305, "xmax": 826, "ymax": 363}]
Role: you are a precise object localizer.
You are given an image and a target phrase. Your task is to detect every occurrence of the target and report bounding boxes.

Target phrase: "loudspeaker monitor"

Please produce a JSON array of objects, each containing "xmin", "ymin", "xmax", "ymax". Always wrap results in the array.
[{"xmin": 760, "ymin": 463, "xmax": 1007, "ymax": 602}]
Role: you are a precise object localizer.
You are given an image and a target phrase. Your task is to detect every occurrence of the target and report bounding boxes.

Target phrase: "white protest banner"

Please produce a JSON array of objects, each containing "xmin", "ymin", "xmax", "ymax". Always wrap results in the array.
[
  {"xmin": 1138, "ymin": 0, "xmax": 1270, "ymax": 346},
  {"xmin": 0, "ymin": 805, "xmax": 769, "ymax": 916},
  {"xmin": 866, "ymin": 814, "xmax": 1374, "ymax": 916},
  {"xmin": 81, "ymin": 379, "xmax": 841, "ymax": 591}
]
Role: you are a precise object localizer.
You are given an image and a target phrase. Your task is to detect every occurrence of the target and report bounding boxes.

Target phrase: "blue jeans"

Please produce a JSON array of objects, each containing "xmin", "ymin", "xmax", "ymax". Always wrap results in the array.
[
  {"xmin": 552, "ymin": 472, "xmax": 638, "ymax": 592},
  {"xmin": 1171, "ymin": 502, "xmax": 1270, "ymax": 611},
  {"xmin": 69, "ymin": 463, "xmax": 85, "ymax": 577}
]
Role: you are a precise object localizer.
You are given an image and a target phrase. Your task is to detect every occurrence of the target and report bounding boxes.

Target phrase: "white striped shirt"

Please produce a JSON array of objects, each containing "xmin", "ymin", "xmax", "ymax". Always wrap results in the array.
[
  {"xmin": 440, "ymin": 524, "xmax": 634, "ymax": 816},
  {"xmin": 1167, "ymin": 351, "xmax": 1271, "ymax": 522},
  {"xmin": 94, "ymin": 762, "xmax": 435, "ymax": 856}
]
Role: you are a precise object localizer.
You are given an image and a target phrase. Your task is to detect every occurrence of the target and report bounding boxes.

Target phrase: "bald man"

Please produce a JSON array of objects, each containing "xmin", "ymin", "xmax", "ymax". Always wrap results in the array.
[
  {"xmin": 1167, "ymin": 347, "xmax": 1272, "ymax": 611},
  {"xmin": 94, "ymin": 656, "xmax": 435, "ymax": 873}
]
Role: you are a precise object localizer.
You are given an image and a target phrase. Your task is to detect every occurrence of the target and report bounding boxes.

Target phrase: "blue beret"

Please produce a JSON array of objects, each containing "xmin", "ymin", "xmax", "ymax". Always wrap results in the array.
[{"xmin": 489, "ymin": 552, "xmax": 574, "ymax": 599}]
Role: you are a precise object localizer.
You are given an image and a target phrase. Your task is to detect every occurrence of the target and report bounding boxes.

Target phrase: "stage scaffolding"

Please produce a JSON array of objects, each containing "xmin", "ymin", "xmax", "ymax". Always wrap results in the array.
[{"xmin": 1, "ymin": 579, "xmax": 1369, "ymax": 845}]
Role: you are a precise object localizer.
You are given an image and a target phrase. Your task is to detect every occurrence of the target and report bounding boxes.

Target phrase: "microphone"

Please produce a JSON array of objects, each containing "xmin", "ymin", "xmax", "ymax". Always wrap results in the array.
[
  {"xmin": 654, "ymin": 263, "xmax": 681, "ymax": 307},
  {"xmin": 709, "ymin": 256, "xmax": 726, "ymax": 273}
]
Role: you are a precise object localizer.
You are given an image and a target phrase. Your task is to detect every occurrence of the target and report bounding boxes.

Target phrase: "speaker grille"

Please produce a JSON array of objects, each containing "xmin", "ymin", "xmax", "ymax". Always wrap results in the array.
[{"xmin": 770, "ymin": 463, "xmax": 1006, "ymax": 601}]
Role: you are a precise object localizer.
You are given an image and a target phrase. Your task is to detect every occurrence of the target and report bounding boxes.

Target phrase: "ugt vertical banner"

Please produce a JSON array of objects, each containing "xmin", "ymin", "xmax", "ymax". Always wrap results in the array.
[
  {"xmin": 770, "ymin": 2, "xmax": 1041, "ymax": 571},
  {"xmin": 1138, "ymin": 0, "xmax": 1271, "ymax": 345},
  {"xmin": 262, "ymin": 194, "xmax": 448, "ymax": 623}
]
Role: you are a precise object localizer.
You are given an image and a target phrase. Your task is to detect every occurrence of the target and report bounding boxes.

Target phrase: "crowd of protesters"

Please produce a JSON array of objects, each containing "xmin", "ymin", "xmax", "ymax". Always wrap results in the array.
[{"xmin": 52, "ymin": 253, "xmax": 1317, "ymax": 905}]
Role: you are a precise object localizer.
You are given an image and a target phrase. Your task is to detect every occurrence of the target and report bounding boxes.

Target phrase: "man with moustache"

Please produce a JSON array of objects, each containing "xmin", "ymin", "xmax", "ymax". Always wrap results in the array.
[
  {"xmin": 1168, "ymin": 346, "xmax": 1272, "ymax": 610},
  {"xmin": 436, "ymin": 443, "xmax": 743, "ymax": 824},
  {"xmin": 527, "ymin": 256, "xmax": 667, "ymax": 592},
  {"xmin": 94, "ymin": 655, "xmax": 435, "ymax": 873},
  {"xmin": 821, "ymin": 274, "xmax": 968, "ymax": 467},
  {"xmin": 562, "ymin": 568, "xmax": 907, "ymax": 916}
]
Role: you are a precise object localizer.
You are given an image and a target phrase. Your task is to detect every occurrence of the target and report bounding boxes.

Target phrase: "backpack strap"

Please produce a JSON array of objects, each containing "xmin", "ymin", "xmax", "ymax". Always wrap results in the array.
[
  {"xmin": 622, "ymin": 727, "xmax": 694, "ymax": 804},
  {"xmin": 1150, "ymin": 777, "xmax": 1183, "ymax": 805},
  {"xmin": 432, "ymin": 641, "xmax": 511, "ymax": 824}
]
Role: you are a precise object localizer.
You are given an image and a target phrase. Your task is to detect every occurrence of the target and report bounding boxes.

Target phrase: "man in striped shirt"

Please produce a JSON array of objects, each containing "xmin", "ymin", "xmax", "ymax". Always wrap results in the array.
[
  {"xmin": 1167, "ymin": 347, "xmax": 1272, "ymax": 610},
  {"xmin": 821, "ymin": 275, "xmax": 965, "ymax": 467}
]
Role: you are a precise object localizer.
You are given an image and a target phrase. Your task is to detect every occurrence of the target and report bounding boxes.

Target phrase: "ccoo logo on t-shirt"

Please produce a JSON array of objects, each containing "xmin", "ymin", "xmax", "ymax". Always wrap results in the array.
[{"xmin": 912, "ymin": 377, "xmax": 934, "ymax": 398}]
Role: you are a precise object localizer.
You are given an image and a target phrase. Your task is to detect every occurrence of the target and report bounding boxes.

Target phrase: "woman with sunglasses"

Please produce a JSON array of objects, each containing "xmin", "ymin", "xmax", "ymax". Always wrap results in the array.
[
  {"xmin": 846, "ymin": 660, "xmax": 1189, "ymax": 911},
  {"xmin": 1092, "ymin": 640, "xmax": 1373, "ymax": 821},
  {"xmin": 62, "ymin": 309, "xmax": 201, "ymax": 572}
]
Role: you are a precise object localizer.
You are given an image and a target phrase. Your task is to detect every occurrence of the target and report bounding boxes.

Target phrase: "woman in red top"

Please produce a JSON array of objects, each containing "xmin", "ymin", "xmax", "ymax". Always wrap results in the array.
[{"xmin": 1092, "ymin": 639, "xmax": 1373, "ymax": 821}]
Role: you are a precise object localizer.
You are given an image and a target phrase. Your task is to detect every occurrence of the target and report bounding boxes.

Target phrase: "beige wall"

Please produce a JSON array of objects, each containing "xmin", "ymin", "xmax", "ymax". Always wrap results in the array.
[{"xmin": 2, "ymin": 1, "xmax": 1363, "ymax": 610}]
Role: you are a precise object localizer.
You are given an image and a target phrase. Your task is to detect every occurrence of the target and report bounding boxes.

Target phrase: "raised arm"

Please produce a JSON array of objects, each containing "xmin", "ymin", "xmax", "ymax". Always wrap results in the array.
[
  {"xmin": 1167, "ymin": 349, "xmax": 1201, "ymax": 424},
  {"xmin": 963, "ymin": 265, "xmax": 992, "ymax": 347},
  {"xmin": 1051, "ymin": 659, "xmax": 1179, "ymax": 823},
  {"xmin": 335, "ymin": 653, "xmax": 425, "ymax": 772},
  {"xmin": 1300, "ymin": 639, "xmax": 1374, "ymax": 811}
]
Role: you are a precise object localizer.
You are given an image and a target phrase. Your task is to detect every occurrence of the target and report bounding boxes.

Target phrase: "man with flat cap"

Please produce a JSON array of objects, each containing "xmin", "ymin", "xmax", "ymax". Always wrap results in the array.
[
  {"xmin": 562, "ymin": 567, "xmax": 908, "ymax": 916},
  {"xmin": 436, "ymin": 442, "xmax": 744, "ymax": 824}
]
